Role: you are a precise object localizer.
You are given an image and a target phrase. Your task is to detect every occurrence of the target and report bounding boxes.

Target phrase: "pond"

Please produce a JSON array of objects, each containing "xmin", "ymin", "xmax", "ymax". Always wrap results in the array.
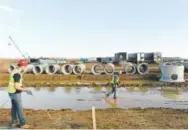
[{"xmin": 0, "ymin": 87, "xmax": 187, "ymax": 110}]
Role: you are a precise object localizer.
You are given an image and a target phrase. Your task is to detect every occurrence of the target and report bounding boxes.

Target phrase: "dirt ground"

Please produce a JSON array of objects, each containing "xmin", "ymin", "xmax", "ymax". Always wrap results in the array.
[{"xmin": 0, "ymin": 108, "xmax": 187, "ymax": 129}]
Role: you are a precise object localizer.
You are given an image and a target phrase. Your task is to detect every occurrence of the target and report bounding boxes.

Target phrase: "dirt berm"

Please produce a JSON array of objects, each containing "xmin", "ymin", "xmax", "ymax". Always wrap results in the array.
[{"xmin": 0, "ymin": 108, "xmax": 187, "ymax": 129}]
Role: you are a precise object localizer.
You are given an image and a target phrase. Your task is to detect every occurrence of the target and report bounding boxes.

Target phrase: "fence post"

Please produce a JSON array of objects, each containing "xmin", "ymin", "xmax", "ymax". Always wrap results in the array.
[{"xmin": 92, "ymin": 106, "xmax": 96, "ymax": 130}]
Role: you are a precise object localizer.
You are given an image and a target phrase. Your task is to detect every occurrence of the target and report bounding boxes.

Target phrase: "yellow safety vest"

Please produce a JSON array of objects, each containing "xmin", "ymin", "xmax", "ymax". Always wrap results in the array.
[
  {"xmin": 7, "ymin": 69, "xmax": 23, "ymax": 93},
  {"xmin": 111, "ymin": 75, "xmax": 119, "ymax": 84}
]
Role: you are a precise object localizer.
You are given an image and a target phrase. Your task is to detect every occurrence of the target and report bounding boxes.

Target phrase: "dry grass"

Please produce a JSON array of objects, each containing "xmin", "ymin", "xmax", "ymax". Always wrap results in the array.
[
  {"xmin": 0, "ymin": 73, "xmax": 187, "ymax": 87},
  {"xmin": 0, "ymin": 59, "xmax": 17, "ymax": 73}
]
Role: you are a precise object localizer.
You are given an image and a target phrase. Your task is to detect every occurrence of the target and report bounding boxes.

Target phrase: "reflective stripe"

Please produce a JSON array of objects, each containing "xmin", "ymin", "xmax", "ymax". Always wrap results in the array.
[{"xmin": 8, "ymin": 82, "xmax": 14, "ymax": 86}]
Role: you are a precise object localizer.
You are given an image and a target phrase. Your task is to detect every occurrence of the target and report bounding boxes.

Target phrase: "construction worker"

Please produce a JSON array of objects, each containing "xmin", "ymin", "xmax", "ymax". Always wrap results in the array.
[
  {"xmin": 106, "ymin": 72, "xmax": 120, "ymax": 99},
  {"xmin": 8, "ymin": 60, "xmax": 32, "ymax": 129}
]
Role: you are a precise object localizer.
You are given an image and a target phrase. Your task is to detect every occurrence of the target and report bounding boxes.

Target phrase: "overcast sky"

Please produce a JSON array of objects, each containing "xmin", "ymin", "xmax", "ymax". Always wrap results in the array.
[{"xmin": 0, "ymin": 0, "xmax": 188, "ymax": 59}]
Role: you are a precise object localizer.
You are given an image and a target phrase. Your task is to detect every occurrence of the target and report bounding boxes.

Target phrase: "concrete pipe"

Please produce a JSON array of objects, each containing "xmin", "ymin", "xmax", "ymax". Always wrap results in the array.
[
  {"xmin": 61, "ymin": 64, "xmax": 74, "ymax": 75},
  {"xmin": 32, "ymin": 64, "xmax": 47, "ymax": 74},
  {"xmin": 123, "ymin": 63, "xmax": 136, "ymax": 74},
  {"xmin": 104, "ymin": 63, "xmax": 115, "ymax": 75},
  {"xmin": 91, "ymin": 64, "xmax": 104, "ymax": 75},
  {"xmin": 137, "ymin": 63, "xmax": 149, "ymax": 74},
  {"xmin": 23, "ymin": 64, "xmax": 34, "ymax": 74},
  {"xmin": 73, "ymin": 64, "xmax": 86, "ymax": 75},
  {"xmin": 45, "ymin": 64, "xmax": 60, "ymax": 75},
  {"xmin": 160, "ymin": 63, "xmax": 185, "ymax": 82},
  {"xmin": 8, "ymin": 64, "xmax": 16, "ymax": 73}
]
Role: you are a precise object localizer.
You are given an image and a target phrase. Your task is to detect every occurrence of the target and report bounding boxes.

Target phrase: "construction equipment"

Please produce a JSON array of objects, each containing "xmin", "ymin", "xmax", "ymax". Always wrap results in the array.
[
  {"xmin": 8, "ymin": 36, "xmax": 64, "ymax": 65},
  {"xmin": 8, "ymin": 36, "xmax": 28, "ymax": 59}
]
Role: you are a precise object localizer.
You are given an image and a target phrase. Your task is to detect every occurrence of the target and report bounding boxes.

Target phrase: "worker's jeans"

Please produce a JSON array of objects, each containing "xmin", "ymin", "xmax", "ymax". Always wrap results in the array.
[
  {"xmin": 8, "ymin": 93, "xmax": 26, "ymax": 126},
  {"xmin": 106, "ymin": 83, "xmax": 117, "ymax": 99}
]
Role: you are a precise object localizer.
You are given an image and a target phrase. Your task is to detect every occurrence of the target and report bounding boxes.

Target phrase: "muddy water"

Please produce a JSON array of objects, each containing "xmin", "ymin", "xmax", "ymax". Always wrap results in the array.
[{"xmin": 0, "ymin": 87, "xmax": 187, "ymax": 110}]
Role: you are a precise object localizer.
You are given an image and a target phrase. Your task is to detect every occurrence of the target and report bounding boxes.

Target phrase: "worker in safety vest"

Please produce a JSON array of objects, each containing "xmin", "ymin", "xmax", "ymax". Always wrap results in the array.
[
  {"xmin": 106, "ymin": 72, "xmax": 120, "ymax": 99},
  {"xmin": 8, "ymin": 60, "xmax": 32, "ymax": 129}
]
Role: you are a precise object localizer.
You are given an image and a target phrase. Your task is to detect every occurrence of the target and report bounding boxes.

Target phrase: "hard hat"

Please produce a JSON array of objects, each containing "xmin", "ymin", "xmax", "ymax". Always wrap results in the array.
[{"xmin": 18, "ymin": 59, "xmax": 28, "ymax": 67}]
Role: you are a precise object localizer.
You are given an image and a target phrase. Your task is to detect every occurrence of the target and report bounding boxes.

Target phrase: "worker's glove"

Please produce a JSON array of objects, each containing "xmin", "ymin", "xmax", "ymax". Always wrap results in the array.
[{"xmin": 26, "ymin": 90, "xmax": 33, "ymax": 96}]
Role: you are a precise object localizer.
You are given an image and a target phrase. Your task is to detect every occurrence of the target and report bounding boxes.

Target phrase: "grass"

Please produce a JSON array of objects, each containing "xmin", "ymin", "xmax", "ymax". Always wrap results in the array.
[{"xmin": 0, "ymin": 73, "xmax": 187, "ymax": 87}]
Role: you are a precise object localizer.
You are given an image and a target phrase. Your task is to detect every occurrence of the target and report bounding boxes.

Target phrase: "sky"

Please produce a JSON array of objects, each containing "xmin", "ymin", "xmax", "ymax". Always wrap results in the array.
[{"xmin": 0, "ymin": 0, "xmax": 188, "ymax": 59}]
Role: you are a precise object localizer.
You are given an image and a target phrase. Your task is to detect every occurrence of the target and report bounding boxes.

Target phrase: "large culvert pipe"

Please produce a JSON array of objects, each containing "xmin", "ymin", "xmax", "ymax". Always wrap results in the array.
[
  {"xmin": 137, "ymin": 63, "xmax": 149, "ymax": 74},
  {"xmin": 73, "ymin": 64, "xmax": 86, "ymax": 75},
  {"xmin": 91, "ymin": 64, "xmax": 104, "ymax": 75},
  {"xmin": 32, "ymin": 64, "xmax": 47, "ymax": 74},
  {"xmin": 104, "ymin": 63, "xmax": 115, "ymax": 75},
  {"xmin": 45, "ymin": 64, "xmax": 60, "ymax": 75},
  {"xmin": 23, "ymin": 64, "xmax": 34, "ymax": 74},
  {"xmin": 123, "ymin": 63, "xmax": 136, "ymax": 74},
  {"xmin": 8, "ymin": 64, "xmax": 16, "ymax": 73},
  {"xmin": 160, "ymin": 63, "xmax": 184, "ymax": 82},
  {"xmin": 61, "ymin": 64, "xmax": 74, "ymax": 75}
]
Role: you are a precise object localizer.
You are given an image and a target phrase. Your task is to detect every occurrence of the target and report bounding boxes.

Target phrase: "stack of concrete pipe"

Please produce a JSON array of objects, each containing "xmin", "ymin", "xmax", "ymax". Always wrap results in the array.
[
  {"xmin": 8, "ymin": 62, "xmax": 149, "ymax": 75},
  {"xmin": 123, "ymin": 62, "xmax": 149, "ymax": 74},
  {"xmin": 91, "ymin": 63, "xmax": 115, "ymax": 75},
  {"xmin": 8, "ymin": 64, "xmax": 85, "ymax": 75}
]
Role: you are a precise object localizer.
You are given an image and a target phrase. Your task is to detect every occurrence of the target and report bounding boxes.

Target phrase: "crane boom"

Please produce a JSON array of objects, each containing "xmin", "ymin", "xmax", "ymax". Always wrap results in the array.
[{"xmin": 9, "ymin": 36, "xmax": 27, "ymax": 59}]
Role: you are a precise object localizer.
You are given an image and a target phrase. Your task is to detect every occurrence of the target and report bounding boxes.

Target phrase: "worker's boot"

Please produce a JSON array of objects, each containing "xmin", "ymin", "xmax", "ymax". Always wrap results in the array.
[
  {"xmin": 114, "ymin": 98, "xmax": 118, "ymax": 103},
  {"xmin": 20, "ymin": 124, "xmax": 30, "ymax": 129},
  {"xmin": 10, "ymin": 123, "xmax": 20, "ymax": 128}
]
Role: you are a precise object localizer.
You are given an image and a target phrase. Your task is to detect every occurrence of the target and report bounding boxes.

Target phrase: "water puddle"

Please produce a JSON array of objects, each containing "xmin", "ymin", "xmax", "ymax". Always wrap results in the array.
[{"xmin": 0, "ymin": 87, "xmax": 187, "ymax": 110}]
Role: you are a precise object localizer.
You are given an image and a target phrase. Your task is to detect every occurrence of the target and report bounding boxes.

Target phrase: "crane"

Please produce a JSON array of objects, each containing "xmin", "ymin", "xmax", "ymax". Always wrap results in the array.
[
  {"xmin": 8, "ymin": 36, "xmax": 29, "ymax": 59},
  {"xmin": 8, "ymin": 36, "xmax": 65, "ymax": 65}
]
